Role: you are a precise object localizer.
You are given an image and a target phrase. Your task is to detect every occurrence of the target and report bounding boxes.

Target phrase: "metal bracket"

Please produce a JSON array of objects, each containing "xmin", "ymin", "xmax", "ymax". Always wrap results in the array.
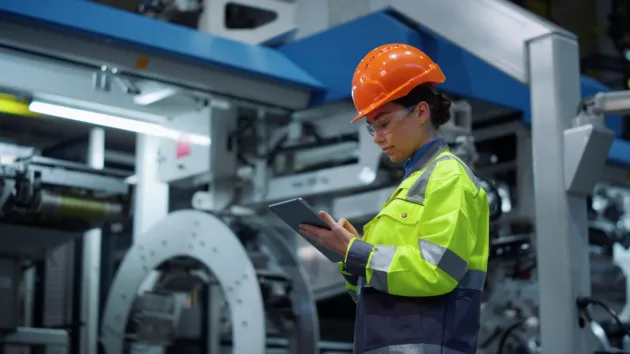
[{"xmin": 563, "ymin": 123, "xmax": 615, "ymax": 196}]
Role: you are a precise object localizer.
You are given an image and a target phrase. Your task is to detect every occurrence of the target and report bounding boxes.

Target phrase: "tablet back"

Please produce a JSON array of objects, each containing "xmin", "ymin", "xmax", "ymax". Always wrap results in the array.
[{"xmin": 269, "ymin": 198, "xmax": 344, "ymax": 263}]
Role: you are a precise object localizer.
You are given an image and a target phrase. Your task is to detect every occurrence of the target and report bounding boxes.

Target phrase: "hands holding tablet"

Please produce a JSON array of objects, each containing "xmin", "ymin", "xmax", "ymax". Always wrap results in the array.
[{"xmin": 299, "ymin": 211, "xmax": 360, "ymax": 257}]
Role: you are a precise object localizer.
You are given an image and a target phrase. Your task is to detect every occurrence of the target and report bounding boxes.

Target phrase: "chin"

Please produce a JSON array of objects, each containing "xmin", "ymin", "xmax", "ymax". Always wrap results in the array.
[{"xmin": 388, "ymin": 154, "xmax": 405, "ymax": 163}]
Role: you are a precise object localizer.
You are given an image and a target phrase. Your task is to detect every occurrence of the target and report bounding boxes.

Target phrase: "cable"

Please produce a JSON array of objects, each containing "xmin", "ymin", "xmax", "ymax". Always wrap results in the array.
[
  {"xmin": 497, "ymin": 319, "xmax": 527, "ymax": 354},
  {"xmin": 576, "ymin": 296, "xmax": 630, "ymax": 338}
]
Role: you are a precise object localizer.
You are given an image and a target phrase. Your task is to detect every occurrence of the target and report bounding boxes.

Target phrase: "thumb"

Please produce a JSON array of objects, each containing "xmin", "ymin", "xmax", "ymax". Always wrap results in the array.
[{"xmin": 338, "ymin": 218, "xmax": 359, "ymax": 238}]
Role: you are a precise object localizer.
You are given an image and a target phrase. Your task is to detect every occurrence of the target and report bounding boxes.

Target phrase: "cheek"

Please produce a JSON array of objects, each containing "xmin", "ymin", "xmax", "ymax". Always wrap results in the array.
[{"xmin": 391, "ymin": 128, "xmax": 415, "ymax": 151}]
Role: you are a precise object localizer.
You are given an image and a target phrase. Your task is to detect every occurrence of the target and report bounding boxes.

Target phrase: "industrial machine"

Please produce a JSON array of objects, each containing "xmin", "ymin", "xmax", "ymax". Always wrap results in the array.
[
  {"xmin": 99, "ymin": 93, "xmax": 486, "ymax": 354},
  {"xmin": 0, "ymin": 155, "xmax": 130, "ymax": 352},
  {"xmin": 2, "ymin": 0, "xmax": 630, "ymax": 354},
  {"xmin": 471, "ymin": 89, "xmax": 630, "ymax": 354}
]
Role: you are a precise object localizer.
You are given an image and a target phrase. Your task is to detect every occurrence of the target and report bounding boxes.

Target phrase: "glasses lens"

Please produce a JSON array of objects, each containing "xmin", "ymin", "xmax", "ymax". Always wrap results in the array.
[{"xmin": 366, "ymin": 124, "xmax": 375, "ymax": 136}]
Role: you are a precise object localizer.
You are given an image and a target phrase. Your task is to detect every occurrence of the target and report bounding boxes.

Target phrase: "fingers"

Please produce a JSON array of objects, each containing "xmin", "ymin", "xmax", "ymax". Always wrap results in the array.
[
  {"xmin": 299, "ymin": 223, "xmax": 324, "ymax": 234},
  {"xmin": 299, "ymin": 223, "xmax": 326, "ymax": 240},
  {"xmin": 298, "ymin": 224, "xmax": 317, "ymax": 236},
  {"xmin": 298, "ymin": 225, "xmax": 328, "ymax": 246},
  {"xmin": 318, "ymin": 211, "xmax": 338, "ymax": 229}
]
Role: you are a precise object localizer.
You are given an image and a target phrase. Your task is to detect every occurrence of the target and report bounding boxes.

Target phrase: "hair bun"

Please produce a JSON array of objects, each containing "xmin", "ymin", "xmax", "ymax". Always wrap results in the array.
[{"xmin": 434, "ymin": 93, "xmax": 452, "ymax": 126}]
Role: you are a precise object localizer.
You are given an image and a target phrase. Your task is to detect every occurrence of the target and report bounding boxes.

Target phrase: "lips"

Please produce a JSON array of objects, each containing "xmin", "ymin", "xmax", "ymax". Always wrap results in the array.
[{"xmin": 382, "ymin": 147, "xmax": 394, "ymax": 155}]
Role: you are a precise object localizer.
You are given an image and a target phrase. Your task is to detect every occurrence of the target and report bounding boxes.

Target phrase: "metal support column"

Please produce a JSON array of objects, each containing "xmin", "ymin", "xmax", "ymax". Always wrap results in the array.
[
  {"xmin": 80, "ymin": 128, "xmax": 105, "ymax": 354},
  {"xmin": 206, "ymin": 285, "xmax": 223, "ymax": 354},
  {"xmin": 516, "ymin": 131, "xmax": 535, "ymax": 222},
  {"xmin": 133, "ymin": 134, "xmax": 169, "ymax": 239},
  {"xmin": 131, "ymin": 133, "xmax": 169, "ymax": 354},
  {"xmin": 528, "ymin": 33, "xmax": 593, "ymax": 354},
  {"xmin": 23, "ymin": 267, "xmax": 35, "ymax": 327}
]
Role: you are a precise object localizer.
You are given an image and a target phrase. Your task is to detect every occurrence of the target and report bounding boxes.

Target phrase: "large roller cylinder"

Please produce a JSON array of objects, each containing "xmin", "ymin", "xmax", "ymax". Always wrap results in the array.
[{"xmin": 35, "ymin": 190, "xmax": 124, "ymax": 220}]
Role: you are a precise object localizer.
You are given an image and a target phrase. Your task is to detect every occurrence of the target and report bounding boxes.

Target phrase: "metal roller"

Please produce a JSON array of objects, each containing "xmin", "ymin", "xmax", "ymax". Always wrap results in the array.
[{"xmin": 35, "ymin": 190, "xmax": 124, "ymax": 220}]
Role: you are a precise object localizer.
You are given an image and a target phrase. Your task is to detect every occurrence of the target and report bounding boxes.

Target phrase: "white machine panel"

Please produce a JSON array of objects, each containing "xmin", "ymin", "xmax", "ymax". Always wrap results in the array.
[{"xmin": 159, "ymin": 108, "xmax": 211, "ymax": 184}]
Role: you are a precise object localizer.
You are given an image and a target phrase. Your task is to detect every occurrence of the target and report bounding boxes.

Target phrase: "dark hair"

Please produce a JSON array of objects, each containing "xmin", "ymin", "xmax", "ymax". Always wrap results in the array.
[{"xmin": 392, "ymin": 84, "xmax": 452, "ymax": 128}]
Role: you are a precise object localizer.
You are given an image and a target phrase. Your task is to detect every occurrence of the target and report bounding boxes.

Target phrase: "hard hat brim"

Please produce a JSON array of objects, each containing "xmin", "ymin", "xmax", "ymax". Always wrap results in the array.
[{"xmin": 350, "ymin": 75, "xmax": 445, "ymax": 123}]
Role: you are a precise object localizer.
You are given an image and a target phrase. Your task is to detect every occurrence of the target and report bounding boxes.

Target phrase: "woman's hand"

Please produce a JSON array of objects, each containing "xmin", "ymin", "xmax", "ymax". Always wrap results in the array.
[
  {"xmin": 299, "ymin": 211, "xmax": 359, "ymax": 256},
  {"xmin": 338, "ymin": 217, "xmax": 360, "ymax": 238}
]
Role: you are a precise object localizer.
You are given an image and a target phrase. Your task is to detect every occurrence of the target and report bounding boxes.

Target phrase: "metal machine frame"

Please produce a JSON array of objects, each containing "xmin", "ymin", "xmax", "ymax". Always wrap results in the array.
[
  {"xmin": 0, "ymin": 0, "xmax": 629, "ymax": 353},
  {"xmin": 1, "ymin": 327, "xmax": 70, "ymax": 354},
  {"xmin": 100, "ymin": 211, "xmax": 266, "ymax": 354},
  {"xmin": 0, "ymin": 131, "xmax": 128, "ymax": 354},
  {"xmin": 100, "ymin": 211, "xmax": 320, "ymax": 354}
]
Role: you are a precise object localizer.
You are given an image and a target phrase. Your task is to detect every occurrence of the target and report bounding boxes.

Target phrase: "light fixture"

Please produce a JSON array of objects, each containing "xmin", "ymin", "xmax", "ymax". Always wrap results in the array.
[
  {"xmin": 133, "ymin": 87, "xmax": 179, "ymax": 106},
  {"xmin": 28, "ymin": 101, "xmax": 210, "ymax": 146}
]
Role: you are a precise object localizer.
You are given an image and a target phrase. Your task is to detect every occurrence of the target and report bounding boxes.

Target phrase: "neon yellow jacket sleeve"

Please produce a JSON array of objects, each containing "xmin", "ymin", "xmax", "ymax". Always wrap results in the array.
[{"xmin": 343, "ymin": 174, "xmax": 476, "ymax": 297}]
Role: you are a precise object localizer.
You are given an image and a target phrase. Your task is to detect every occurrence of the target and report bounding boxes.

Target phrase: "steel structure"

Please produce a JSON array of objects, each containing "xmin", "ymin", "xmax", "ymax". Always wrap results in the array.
[
  {"xmin": 0, "ymin": 0, "xmax": 630, "ymax": 354},
  {"xmin": 0, "ymin": 132, "xmax": 128, "ymax": 353}
]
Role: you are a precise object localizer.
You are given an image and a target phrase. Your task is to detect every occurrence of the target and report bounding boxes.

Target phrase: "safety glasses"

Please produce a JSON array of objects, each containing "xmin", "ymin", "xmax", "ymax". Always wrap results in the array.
[{"xmin": 366, "ymin": 106, "xmax": 416, "ymax": 137}]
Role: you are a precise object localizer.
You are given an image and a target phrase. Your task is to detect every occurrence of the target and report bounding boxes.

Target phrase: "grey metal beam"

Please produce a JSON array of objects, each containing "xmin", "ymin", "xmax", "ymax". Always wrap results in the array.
[
  {"xmin": 372, "ymin": 0, "xmax": 573, "ymax": 83},
  {"xmin": 0, "ymin": 47, "xmax": 175, "ymax": 121},
  {"xmin": 105, "ymin": 150, "xmax": 135, "ymax": 167},
  {"xmin": 0, "ymin": 21, "xmax": 312, "ymax": 110}
]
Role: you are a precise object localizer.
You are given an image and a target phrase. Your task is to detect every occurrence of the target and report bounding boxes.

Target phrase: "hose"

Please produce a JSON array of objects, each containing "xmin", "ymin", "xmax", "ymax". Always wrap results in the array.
[
  {"xmin": 577, "ymin": 297, "xmax": 630, "ymax": 338},
  {"xmin": 497, "ymin": 319, "xmax": 527, "ymax": 354}
]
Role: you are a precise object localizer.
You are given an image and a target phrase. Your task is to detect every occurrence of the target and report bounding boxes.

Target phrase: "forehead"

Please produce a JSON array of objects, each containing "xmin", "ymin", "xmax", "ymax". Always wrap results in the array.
[{"xmin": 366, "ymin": 102, "xmax": 402, "ymax": 124}]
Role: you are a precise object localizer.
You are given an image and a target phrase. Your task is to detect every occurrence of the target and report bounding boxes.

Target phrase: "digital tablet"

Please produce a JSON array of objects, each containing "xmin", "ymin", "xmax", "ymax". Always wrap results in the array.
[{"xmin": 269, "ymin": 198, "xmax": 344, "ymax": 263}]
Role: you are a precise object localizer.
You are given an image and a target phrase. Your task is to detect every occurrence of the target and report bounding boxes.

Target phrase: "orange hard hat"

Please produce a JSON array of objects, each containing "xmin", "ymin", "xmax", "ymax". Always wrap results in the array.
[{"xmin": 351, "ymin": 43, "xmax": 446, "ymax": 122}]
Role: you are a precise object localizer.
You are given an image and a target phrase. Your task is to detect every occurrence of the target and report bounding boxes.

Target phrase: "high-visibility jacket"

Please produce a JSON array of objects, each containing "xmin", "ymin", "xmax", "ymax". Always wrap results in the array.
[{"xmin": 339, "ymin": 137, "xmax": 490, "ymax": 354}]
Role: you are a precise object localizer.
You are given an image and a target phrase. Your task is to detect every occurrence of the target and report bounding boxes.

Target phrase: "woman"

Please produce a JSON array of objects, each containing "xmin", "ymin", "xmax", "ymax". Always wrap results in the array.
[{"xmin": 299, "ymin": 43, "xmax": 490, "ymax": 354}]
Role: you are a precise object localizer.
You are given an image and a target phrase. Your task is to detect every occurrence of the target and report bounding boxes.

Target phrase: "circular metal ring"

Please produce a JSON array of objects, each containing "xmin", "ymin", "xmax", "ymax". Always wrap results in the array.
[
  {"xmin": 100, "ymin": 210, "xmax": 265, "ymax": 354},
  {"xmin": 245, "ymin": 216, "xmax": 320, "ymax": 354}
]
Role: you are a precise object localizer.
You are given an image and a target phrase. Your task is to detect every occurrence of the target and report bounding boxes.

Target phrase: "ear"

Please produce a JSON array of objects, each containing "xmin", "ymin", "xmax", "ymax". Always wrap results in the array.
[{"xmin": 415, "ymin": 101, "xmax": 431, "ymax": 124}]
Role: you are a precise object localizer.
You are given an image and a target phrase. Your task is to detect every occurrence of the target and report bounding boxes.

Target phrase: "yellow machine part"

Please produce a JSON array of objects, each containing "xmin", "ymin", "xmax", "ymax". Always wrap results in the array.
[
  {"xmin": 0, "ymin": 94, "xmax": 41, "ymax": 118},
  {"xmin": 38, "ymin": 190, "xmax": 123, "ymax": 220}
]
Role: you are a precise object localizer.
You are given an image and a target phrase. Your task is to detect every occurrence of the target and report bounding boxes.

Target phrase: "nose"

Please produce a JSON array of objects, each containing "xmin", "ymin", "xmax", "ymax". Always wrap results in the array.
[{"xmin": 373, "ymin": 130, "xmax": 382, "ymax": 145}]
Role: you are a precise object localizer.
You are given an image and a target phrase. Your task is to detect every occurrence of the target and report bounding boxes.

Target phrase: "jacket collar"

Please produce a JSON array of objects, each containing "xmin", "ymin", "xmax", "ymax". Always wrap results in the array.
[{"xmin": 405, "ymin": 137, "xmax": 449, "ymax": 177}]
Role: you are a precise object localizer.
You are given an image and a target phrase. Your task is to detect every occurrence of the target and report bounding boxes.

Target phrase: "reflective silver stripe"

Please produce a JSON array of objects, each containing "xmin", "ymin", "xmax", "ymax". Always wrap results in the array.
[
  {"xmin": 364, "ymin": 240, "xmax": 469, "ymax": 290},
  {"xmin": 450, "ymin": 155, "xmax": 481, "ymax": 192},
  {"xmin": 457, "ymin": 269, "xmax": 486, "ymax": 291},
  {"xmin": 408, "ymin": 138, "xmax": 449, "ymax": 175},
  {"xmin": 406, "ymin": 155, "xmax": 451, "ymax": 205},
  {"xmin": 364, "ymin": 343, "xmax": 468, "ymax": 354},
  {"xmin": 419, "ymin": 239, "xmax": 468, "ymax": 282},
  {"xmin": 406, "ymin": 154, "xmax": 482, "ymax": 205},
  {"xmin": 367, "ymin": 245, "xmax": 397, "ymax": 291}
]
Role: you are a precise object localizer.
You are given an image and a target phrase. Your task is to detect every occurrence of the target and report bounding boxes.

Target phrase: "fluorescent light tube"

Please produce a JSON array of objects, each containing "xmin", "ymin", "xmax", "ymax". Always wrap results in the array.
[
  {"xmin": 133, "ymin": 87, "xmax": 179, "ymax": 106},
  {"xmin": 29, "ymin": 101, "xmax": 210, "ymax": 146}
]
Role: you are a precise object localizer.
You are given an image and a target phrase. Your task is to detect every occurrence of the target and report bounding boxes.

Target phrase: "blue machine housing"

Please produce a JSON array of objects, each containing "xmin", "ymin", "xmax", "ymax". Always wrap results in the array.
[
  {"xmin": 279, "ymin": 11, "xmax": 630, "ymax": 166},
  {"xmin": 0, "ymin": 1, "xmax": 627, "ymax": 166},
  {"xmin": 0, "ymin": 0, "xmax": 324, "ymax": 92}
]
